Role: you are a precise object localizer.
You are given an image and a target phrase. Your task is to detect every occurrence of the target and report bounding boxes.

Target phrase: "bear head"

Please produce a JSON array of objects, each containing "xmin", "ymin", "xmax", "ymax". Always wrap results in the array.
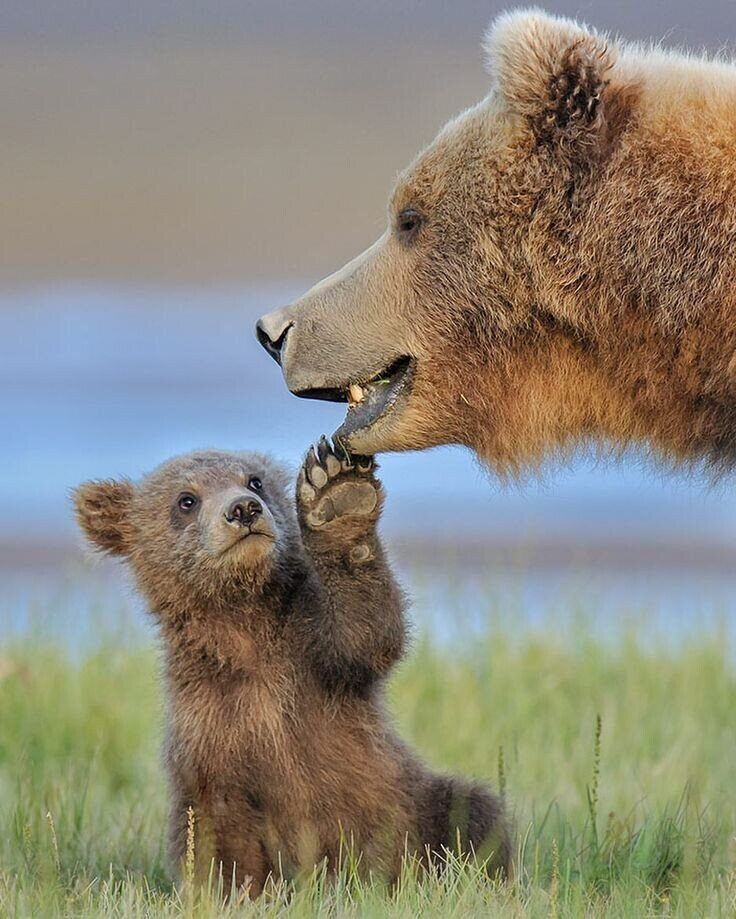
[
  {"xmin": 73, "ymin": 451, "xmax": 301, "ymax": 611},
  {"xmin": 257, "ymin": 10, "xmax": 643, "ymax": 474}
]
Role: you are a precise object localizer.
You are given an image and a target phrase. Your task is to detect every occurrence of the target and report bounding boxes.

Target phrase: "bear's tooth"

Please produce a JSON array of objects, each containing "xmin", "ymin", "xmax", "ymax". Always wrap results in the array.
[{"xmin": 348, "ymin": 383, "xmax": 365, "ymax": 405}]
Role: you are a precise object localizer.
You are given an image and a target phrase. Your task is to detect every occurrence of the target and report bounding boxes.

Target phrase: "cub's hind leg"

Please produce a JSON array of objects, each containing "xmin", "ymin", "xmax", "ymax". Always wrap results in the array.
[{"xmin": 415, "ymin": 773, "xmax": 511, "ymax": 878}]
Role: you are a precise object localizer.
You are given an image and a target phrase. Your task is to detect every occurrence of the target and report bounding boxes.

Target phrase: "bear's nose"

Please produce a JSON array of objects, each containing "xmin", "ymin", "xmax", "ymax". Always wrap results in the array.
[
  {"xmin": 255, "ymin": 313, "xmax": 292, "ymax": 366},
  {"xmin": 225, "ymin": 497, "xmax": 263, "ymax": 527}
]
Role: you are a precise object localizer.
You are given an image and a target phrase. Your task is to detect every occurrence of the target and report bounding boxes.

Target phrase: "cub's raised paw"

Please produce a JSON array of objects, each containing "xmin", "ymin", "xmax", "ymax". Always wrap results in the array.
[{"xmin": 298, "ymin": 436, "xmax": 379, "ymax": 531}]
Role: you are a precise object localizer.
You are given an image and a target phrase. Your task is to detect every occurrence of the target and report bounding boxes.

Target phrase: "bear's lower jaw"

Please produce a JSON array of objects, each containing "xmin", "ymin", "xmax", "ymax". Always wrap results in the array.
[{"xmin": 331, "ymin": 356, "xmax": 415, "ymax": 450}]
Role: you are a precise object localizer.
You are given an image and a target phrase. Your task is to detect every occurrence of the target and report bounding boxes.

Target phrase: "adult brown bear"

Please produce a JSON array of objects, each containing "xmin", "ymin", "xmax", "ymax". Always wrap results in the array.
[{"xmin": 257, "ymin": 10, "xmax": 736, "ymax": 476}]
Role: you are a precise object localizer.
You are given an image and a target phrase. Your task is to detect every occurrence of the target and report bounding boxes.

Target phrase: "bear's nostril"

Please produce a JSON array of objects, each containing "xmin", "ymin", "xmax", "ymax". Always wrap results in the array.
[
  {"xmin": 255, "ymin": 318, "xmax": 291, "ymax": 366},
  {"xmin": 226, "ymin": 497, "xmax": 263, "ymax": 526}
]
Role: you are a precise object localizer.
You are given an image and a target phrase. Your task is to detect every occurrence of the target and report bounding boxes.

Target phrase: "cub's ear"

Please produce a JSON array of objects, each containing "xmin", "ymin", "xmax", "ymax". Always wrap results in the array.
[
  {"xmin": 485, "ymin": 9, "xmax": 615, "ymax": 149},
  {"xmin": 73, "ymin": 479, "xmax": 134, "ymax": 556}
]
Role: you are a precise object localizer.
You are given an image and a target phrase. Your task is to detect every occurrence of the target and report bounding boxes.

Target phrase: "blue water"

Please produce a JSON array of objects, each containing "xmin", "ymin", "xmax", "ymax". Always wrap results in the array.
[
  {"xmin": 2, "ymin": 556, "xmax": 733, "ymax": 651},
  {"xmin": 2, "ymin": 284, "xmax": 736, "ymax": 640}
]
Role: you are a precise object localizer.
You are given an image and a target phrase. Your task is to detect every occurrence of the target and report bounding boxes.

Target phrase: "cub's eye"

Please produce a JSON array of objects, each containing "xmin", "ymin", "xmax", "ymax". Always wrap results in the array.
[
  {"xmin": 248, "ymin": 476, "xmax": 263, "ymax": 491},
  {"xmin": 177, "ymin": 493, "xmax": 198, "ymax": 512},
  {"xmin": 396, "ymin": 208, "xmax": 423, "ymax": 241}
]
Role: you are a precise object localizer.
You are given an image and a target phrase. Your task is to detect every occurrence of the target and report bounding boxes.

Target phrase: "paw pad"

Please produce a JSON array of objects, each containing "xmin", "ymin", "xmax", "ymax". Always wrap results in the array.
[
  {"xmin": 349, "ymin": 544, "xmax": 373, "ymax": 564},
  {"xmin": 298, "ymin": 436, "xmax": 379, "ymax": 530}
]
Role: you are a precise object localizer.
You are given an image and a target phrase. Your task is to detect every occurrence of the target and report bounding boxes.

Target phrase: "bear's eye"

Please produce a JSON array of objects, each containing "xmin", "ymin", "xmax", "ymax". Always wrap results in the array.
[
  {"xmin": 396, "ymin": 208, "xmax": 423, "ymax": 242},
  {"xmin": 248, "ymin": 476, "xmax": 263, "ymax": 491},
  {"xmin": 177, "ymin": 492, "xmax": 199, "ymax": 512}
]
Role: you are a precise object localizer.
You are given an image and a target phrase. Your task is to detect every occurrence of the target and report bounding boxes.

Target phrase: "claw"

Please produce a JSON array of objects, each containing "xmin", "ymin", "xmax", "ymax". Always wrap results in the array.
[
  {"xmin": 314, "ymin": 434, "xmax": 343, "ymax": 478},
  {"xmin": 317, "ymin": 435, "xmax": 331, "ymax": 465},
  {"xmin": 332, "ymin": 436, "xmax": 353, "ymax": 468}
]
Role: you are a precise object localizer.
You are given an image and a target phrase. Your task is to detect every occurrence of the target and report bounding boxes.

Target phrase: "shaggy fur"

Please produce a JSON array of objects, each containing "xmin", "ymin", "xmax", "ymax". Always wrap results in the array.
[
  {"xmin": 257, "ymin": 9, "xmax": 736, "ymax": 475},
  {"xmin": 73, "ymin": 444, "xmax": 510, "ymax": 895}
]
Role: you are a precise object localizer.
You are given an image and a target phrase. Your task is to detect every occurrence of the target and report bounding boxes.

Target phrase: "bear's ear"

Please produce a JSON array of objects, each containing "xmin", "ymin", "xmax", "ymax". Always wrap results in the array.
[
  {"xmin": 484, "ymin": 9, "xmax": 615, "ymax": 150},
  {"xmin": 73, "ymin": 479, "xmax": 134, "ymax": 557}
]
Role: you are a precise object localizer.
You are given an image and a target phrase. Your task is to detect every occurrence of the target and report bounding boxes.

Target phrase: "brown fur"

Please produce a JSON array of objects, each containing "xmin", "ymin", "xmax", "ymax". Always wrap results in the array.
[
  {"xmin": 256, "ymin": 10, "xmax": 736, "ymax": 475},
  {"xmin": 73, "ymin": 445, "xmax": 510, "ymax": 895}
]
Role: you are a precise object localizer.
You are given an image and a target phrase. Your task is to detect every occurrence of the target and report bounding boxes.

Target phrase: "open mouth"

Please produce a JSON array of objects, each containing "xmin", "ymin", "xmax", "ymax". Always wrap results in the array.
[{"xmin": 294, "ymin": 355, "xmax": 414, "ymax": 443}]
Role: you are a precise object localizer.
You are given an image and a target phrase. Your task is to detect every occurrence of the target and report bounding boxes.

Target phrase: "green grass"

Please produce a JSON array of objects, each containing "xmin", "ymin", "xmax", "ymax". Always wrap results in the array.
[{"xmin": 1, "ymin": 585, "xmax": 735, "ymax": 917}]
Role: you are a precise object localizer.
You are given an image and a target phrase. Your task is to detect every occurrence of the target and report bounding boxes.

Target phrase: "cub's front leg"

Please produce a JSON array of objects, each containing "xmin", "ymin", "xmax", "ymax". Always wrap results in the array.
[{"xmin": 296, "ymin": 437, "xmax": 406, "ymax": 694}]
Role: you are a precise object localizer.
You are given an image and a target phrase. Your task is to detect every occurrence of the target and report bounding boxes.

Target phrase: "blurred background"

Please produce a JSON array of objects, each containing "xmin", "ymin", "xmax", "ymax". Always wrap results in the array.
[{"xmin": 3, "ymin": 0, "xmax": 736, "ymax": 644}]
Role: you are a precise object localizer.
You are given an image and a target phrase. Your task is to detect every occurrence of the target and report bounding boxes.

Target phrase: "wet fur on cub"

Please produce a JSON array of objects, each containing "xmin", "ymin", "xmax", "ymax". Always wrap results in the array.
[{"xmin": 74, "ymin": 442, "xmax": 510, "ymax": 894}]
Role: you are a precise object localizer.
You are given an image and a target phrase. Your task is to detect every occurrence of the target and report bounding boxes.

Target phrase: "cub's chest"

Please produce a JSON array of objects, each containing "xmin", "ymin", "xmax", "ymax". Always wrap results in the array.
[{"xmin": 169, "ymin": 655, "xmax": 298, "ymax": 771}]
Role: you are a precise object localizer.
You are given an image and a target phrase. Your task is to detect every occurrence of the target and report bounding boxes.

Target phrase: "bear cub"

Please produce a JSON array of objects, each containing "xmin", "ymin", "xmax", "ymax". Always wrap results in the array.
[{"xmin": 74, "ymin": 439, "xmax": 510, "ymax": 893}]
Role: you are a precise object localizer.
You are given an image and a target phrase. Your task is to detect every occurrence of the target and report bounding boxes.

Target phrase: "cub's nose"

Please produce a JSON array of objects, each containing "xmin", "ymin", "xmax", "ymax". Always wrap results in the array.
[
  {"xmin": 225, "ymin": 497, "xmax": 263, "ymax": 527},
  {"xmin": 255, "ymin": 311, "xmax": 292, "ymax": 366}
]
